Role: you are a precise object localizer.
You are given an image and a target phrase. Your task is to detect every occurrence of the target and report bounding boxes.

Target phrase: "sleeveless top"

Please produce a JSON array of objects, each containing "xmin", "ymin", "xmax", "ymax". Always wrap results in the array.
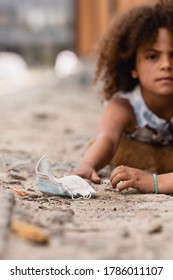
[{"xmin": 118, "ymin": 86, "xmax": 173, "ymax": 145}]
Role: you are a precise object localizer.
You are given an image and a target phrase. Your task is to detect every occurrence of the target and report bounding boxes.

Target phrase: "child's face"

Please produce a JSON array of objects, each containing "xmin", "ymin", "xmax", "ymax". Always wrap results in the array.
[{"xmin": 132, "ymin": 28, "xmax": 173, "ymax": 97}]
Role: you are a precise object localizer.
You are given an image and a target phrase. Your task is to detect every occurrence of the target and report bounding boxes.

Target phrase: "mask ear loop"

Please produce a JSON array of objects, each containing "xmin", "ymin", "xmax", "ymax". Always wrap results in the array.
[
  {"xmin": 82, "ymin": 193, "xmax": 92, "ymax": 199},
  {"xmin": 62, "ymin": 184, "xmax": 92, "ymax": 200}
]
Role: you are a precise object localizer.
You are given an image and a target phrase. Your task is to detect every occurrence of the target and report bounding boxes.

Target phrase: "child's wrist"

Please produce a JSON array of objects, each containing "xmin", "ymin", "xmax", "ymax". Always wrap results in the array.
[
  {"xmin": 156, "ymin": 174, "xmax": 172, "ymax": 195},
  {"xmin": 154, "ymin": 174, "xmax": 168, "ymax": 194}
]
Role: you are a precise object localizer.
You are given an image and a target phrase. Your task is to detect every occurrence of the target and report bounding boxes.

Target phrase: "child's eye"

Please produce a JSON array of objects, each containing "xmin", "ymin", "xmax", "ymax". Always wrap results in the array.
[{"xmin": 146, "ymin": 54, "xmax": 158, "ymax": 60}]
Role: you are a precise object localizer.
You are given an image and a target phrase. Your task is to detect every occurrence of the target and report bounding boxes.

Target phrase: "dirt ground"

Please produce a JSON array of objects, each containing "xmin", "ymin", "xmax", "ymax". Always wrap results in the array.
[{"xmin": 1, "ymin": 67, "xmax": 173, "ymax": 260}]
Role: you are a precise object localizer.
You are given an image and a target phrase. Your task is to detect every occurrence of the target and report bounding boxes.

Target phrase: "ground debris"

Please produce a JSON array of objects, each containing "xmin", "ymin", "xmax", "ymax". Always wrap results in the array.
[
  {"xmin": 148, "ymin": 223, "xmax": 163, "ymax": 234},
  {"xmin": 11, "ymin": 220, "xmax": 49, "ymax": 245}
]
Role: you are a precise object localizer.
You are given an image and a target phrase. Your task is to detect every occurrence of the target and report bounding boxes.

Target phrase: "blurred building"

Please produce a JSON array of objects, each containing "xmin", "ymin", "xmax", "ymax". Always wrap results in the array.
[
  {"xmin": 0, "ymin": 0, "xmax": 75, "ymax": 65},
  {"xmin": 0, "ymin": 0, "xmax": 158, "ymax": 65}
]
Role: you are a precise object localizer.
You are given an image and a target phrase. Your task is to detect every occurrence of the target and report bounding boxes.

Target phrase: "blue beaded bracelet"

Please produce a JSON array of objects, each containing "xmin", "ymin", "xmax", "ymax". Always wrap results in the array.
[{"xmin": 153, "ymin": 174, "xmax": 159, "ymax": 194}]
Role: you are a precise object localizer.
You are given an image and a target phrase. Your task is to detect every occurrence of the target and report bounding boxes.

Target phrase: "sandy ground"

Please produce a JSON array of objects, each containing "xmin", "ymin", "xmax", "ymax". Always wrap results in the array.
[{"xmin": 1, "ymin": 67, "xmax": 173, "ymax": 260}]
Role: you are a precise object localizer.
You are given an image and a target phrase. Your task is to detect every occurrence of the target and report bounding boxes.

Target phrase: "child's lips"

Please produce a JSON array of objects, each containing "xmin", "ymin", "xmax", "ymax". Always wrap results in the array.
[
  {"xmin": 157, "ymin": 77, "xmax": 173, "ymax": 81},
  {"xmin": 156, "ymin": 77, "xmax": 173, "ymax": 83}
]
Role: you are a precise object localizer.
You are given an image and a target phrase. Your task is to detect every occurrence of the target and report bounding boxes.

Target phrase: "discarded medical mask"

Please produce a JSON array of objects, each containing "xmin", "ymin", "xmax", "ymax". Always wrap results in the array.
[{"xmin": 36, "ymin": 156, "xmax": 96, "ymax": 199}]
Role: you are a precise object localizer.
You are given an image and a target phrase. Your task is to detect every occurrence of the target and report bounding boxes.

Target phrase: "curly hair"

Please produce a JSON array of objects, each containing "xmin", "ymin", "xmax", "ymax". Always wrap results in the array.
[{"xmin": 94, "ymin": 0, "xmax": 173, "ymax": 100}]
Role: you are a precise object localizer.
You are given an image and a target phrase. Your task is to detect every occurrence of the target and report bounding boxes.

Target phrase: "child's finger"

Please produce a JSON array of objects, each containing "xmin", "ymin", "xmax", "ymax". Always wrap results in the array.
[
  {"xmin": 110, "ymin": 165, "xmax": 128, "ymax": 181},
  {"xmin": 110, "ymin": 171, "xmax": 128, "ymax": 188},
  {"xmin": 116, "ymin": 180, "xmax": 132, "ymax": 192},
  {"xmin": 91, "ymin": 171, "xmax": 101, "ymax": 183}
]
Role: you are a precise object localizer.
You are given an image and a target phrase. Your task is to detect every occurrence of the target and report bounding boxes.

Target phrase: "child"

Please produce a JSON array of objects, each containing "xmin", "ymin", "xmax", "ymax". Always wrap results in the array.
[{"xmin": 74, "ymin": 0, "xmax": 173, "ymax": 194}]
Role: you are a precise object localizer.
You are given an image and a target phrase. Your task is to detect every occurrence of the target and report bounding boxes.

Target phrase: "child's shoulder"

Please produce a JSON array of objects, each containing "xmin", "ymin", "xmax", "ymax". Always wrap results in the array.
[
  {"xmin": 104, "ymin": 90, "xmax": 136, "ymax": 119},
  {"xmin": 102, "ymin": 93, "xmax": 136, "ymax": 128},
  {"xmin": 112, "ymin": 94, "xmax": 134, "ymax": 113},
  {"xmin": 113, "ymin": 85, "xmax": 142, "ymax": 109}
]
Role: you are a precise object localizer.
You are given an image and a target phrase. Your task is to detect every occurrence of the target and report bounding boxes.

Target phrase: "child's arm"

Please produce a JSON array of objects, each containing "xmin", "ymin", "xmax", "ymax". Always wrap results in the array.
[
  {"xmin": 74, "ymin": 98, "xmax": 135, "ymax": 183},
  {"xmin": 110, "ymin": 165, "xmax": 173, "ymax": 194}
]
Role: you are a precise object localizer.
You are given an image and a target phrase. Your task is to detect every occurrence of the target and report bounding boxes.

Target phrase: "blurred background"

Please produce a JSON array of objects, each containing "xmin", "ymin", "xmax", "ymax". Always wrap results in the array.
[{"xmin": 0, "ymin": 0, "xmax": 158, "ymax": 93}]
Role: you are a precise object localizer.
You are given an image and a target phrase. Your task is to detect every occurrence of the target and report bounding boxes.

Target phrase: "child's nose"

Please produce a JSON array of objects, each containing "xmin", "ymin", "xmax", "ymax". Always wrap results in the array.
[{"xmin": 160, "ymin": 55, "xmax": 173, "ymax": 70}]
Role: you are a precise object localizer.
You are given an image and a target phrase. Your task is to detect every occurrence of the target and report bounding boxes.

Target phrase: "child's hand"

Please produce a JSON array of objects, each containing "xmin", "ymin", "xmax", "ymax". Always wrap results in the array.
[
  {"xmin": 110, "ymin": 165, "xmax": 154, "ymax": 193},
  {"xmin": 73, "ymin": 163, "xmax": 101, "ymax": 184}
]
